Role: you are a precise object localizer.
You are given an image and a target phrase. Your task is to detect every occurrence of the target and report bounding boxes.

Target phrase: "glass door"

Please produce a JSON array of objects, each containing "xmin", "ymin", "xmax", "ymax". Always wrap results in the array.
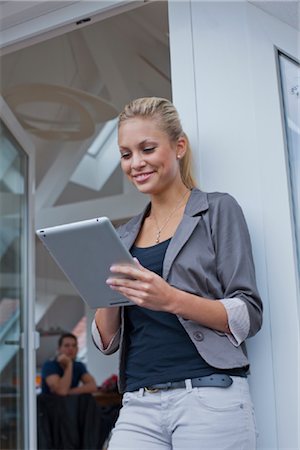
[{"xmin": 0, "ymin": 98, "xmax": 35, "ymax": 450}]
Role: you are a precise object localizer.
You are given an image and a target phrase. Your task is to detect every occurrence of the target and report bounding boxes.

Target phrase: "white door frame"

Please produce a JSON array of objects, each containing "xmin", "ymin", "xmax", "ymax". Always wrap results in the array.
[
  {"xmin": 0, "ymin": 97, "xmax": 36, "ymax": 449},
  {"xmin": 0, "ymin": 0, "xmax": 145, "ymax": 56}
]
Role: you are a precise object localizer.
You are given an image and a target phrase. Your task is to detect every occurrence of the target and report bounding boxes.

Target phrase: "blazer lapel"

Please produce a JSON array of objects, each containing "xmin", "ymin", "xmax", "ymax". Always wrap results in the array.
[
  {"xmin": 119, "ymin": 203, "xmax": 150, "ymax": 250},
  {"xmin": 163, "ymin": 189, "xmax": 209, "ymax": 280},
  {"xmin": 118, "ymin": 189, "xmax": 209, "ymax": 280},
  {"xmin": 163, "ymin": 215, "xmax": 201, "ymax": 280}
]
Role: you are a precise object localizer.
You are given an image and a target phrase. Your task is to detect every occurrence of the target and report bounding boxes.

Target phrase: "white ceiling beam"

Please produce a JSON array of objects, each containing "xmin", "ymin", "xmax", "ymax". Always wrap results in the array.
[
  {"xmin": 88, "ymin": 16, "xmax": 170, "ymax": 100},
  {"xmin": 35, "ymin": 137, "xmax": 95, "ymax": 210},
  {"xmin": 85, "ymin": 15, "xmax": 167, "ymax": 106},
  {"xmin": 35, "ymin": 30, "xmax": 119, "ymax": 209},
  {"xmin": 70, "ymin": 122, "xmax": 119, "ymax": 190},
  {"xmin": 67, "ymin": 30, "xmax": 100, "ymax": 91},
  {"xmin": 84, "ymin": 20, "xmax": 133, "ymax": 107},
  {"xmin": 35, "ymin": 191, "xmax": 148, "ymax": 229},
  {"xmin": 110, "ymin": 14, "xmax": 170, "ymax": 80}
]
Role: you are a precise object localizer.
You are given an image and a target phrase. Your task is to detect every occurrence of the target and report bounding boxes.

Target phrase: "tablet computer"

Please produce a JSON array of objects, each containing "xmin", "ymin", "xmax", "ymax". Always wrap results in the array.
[{"xmin": 36, "ymin": 217, "xmax": 135, "ymax": 308}]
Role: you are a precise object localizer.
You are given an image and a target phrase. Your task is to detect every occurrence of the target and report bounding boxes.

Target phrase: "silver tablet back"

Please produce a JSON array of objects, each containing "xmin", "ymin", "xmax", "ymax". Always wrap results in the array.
[{"xmin": 37, "ymin": 217, "xmax": 134, "ymax": 308}]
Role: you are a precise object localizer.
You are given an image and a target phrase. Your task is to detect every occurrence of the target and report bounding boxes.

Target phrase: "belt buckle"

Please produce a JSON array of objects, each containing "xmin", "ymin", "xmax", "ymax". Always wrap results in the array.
[{"xmin": 144, "ymin": 387, "xmax": 159, "ymax": 393}]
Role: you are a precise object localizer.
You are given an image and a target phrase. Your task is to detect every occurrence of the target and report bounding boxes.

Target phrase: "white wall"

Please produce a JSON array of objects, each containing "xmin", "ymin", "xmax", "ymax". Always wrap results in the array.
[{"xmin": 169, "ymin": 1, "xmax": 299, "ymax": 449}]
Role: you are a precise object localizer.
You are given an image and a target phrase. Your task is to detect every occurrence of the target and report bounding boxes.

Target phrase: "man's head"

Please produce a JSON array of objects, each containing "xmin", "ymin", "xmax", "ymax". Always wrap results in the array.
[{"xmin": 58, "ymin": 333, "xmax": 78, "ymax": 360}]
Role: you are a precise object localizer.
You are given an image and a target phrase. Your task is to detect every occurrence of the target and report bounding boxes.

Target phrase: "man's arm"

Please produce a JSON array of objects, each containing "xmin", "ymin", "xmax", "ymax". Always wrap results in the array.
[
  {"xmin": 45, "ymin": 356, "xmax": 73, "ymax": 396},
  {"xmin": 69, "ymin": 372, "xmax": 97, "ymax": 395}
]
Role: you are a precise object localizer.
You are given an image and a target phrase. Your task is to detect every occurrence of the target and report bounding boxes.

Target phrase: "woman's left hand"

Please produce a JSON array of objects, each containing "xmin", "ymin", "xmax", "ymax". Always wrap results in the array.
[{"xmin": 106, "ymin": 259, "xmax": 174, "ymax": 312}]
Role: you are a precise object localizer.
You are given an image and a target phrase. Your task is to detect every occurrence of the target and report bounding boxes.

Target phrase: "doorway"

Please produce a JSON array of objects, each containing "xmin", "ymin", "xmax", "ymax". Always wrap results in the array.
[{"xmin": 0, "ymin": 2, "xmax": 171, "ymax": 448}]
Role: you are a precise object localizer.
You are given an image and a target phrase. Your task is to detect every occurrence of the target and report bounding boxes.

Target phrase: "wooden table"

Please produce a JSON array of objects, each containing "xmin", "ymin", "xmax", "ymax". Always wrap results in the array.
[{"xmin": 93, "ymin": 391, "xmax": 122, "ymax": 407}]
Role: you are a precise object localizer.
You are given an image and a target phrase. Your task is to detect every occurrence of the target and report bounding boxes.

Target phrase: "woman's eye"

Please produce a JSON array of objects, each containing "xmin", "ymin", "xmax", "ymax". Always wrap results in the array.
[
  {"xmin": 120, "ymin": 152, "xmax": 131, "ymax": 160},
  {"xmin": 143, "ymin": 147, "xmax": 155, "ymax": 153}
]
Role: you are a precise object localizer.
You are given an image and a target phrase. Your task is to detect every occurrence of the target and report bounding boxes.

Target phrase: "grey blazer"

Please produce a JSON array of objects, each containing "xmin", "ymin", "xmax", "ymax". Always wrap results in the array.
[{"xmin": 94, "ymin": 188, "xmax": 263, "ymax": 393}]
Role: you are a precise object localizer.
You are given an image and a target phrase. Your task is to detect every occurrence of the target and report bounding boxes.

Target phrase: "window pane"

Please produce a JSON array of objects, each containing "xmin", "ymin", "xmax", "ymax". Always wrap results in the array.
[{"xmin": 278, "ymin": 52, "xmax": 300, "ymax": 282}]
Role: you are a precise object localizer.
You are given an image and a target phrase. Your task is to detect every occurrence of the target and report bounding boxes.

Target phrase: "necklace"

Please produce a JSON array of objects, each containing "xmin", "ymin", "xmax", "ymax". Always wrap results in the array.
[{"xmin": 152, "ymin": 190, "xmax": 190, "ymax": 244}]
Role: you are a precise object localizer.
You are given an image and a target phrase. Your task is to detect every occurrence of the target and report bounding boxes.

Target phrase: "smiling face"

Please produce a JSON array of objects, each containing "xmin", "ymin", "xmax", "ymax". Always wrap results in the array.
[{"xmin": 118, "ymin": 117, "xmax": 186, "ymax": 195}]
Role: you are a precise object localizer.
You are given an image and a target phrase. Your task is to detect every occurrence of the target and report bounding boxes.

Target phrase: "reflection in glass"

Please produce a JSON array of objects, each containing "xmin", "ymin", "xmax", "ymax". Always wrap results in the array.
[
  {"xmin": 0, "ymin": 120, "xmax": 27, "ymax": 449},
  {"xmin": 278, "ymin": 52, "xmax": 300, "ymax": 283}
]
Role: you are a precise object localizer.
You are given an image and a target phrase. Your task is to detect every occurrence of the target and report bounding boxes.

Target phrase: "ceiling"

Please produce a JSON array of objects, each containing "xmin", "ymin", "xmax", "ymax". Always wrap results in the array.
[
  {"xmin": 0, "ymin": 1, "xmax": 171, "ymax": 213},
  {"xmin": 250, "ymin": 1, "xmax": 300, "ymax": 31}
]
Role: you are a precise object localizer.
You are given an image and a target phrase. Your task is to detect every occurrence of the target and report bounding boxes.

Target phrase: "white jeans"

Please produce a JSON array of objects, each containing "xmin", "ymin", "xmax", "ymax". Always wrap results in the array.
[{"xmin": 108, "ymin": 377, "xmax": 257, "ymax": 450}]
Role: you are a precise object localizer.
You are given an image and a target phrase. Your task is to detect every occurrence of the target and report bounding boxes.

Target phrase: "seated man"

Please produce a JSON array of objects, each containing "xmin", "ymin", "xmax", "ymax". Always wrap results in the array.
[{"xmin": 41, "ymin": 332, "xmax": 97, "ymax": 396}]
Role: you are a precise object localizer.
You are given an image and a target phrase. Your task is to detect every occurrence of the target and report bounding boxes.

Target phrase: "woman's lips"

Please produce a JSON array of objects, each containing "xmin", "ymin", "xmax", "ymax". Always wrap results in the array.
[{"xmin": 132, "ymin": 172, "xmax": 154, "ymax": 183}]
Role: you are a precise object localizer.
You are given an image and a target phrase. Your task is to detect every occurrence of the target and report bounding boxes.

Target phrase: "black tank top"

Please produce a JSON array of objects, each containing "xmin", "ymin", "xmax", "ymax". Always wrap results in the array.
[{"xmin": 125, "ymin": 238, "xmax": 246, "ymax": 392}]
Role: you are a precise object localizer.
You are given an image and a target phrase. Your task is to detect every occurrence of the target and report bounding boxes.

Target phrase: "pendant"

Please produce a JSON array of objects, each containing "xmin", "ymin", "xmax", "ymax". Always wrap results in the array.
[{"xmin": 155, "ymin": 231, "xmax": 161, "ymax": 243}]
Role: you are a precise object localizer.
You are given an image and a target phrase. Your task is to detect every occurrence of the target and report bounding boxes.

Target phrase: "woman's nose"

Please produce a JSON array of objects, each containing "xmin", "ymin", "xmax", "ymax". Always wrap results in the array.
[{"xmin": 131, "ymin": 153, "xmax": 146, "ymax": 169}]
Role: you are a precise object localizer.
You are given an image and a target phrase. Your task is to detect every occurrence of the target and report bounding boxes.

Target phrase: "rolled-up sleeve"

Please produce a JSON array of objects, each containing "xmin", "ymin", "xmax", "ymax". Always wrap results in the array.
[
  {"xmin": 211, "ymin": 194, "xmax": 263, "ymax": 338},
  {"xmin": 220, "ymin": 297, "xmax": 250, "ymax": 346},
  {"xmin": 91, "ymin": 319, "xmax": 120, "ymax": 355}
]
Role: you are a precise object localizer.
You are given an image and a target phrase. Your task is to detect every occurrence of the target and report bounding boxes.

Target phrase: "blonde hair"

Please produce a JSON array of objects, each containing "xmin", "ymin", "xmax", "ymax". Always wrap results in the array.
[{"xmin": 118, "ymin": 97, "xmax": 197, "ymax": 190}]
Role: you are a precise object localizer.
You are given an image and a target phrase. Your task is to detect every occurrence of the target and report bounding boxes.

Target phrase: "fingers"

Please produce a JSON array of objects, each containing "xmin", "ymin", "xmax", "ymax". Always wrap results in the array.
[
  {"xmin": 106, "ymin": 264, "xmax": 166, "ymax": 311},
  {"xmin": 107, "ymin": 285, "xmax": 149, "ymax": 308},
  {"xmin": 106, "ymin": 276, "xmax": 150, "ymax": 292},
  {"xmin": 106, "ymin": 281, "xmax": 141, "ymax": 304},
  {"xmin": 133, "ymin": 257, "xmax": 144, "ymax": 270},
  {"xmin": 106, "ymin": 275, "xmax": 152, "ymax": 304},
  {"xmin": 109, "ymin": 263, "xmax": 150, "ymax": 281}
]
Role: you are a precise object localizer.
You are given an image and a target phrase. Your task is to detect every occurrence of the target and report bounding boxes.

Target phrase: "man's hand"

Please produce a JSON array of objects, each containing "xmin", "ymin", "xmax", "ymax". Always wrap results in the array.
[
  {"xmin": 57, "ymin": 354, "xmax": 72, "ymax": 369},
  {"xmin": 46, "ymin": 357, "xmax": 73, "ymax": 396}
]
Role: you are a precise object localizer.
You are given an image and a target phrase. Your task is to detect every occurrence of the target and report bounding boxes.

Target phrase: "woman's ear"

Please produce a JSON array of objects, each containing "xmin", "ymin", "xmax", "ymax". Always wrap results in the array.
[{"xmin": 176, "ymin": 136, "xmax": 187, "ymax": 160}]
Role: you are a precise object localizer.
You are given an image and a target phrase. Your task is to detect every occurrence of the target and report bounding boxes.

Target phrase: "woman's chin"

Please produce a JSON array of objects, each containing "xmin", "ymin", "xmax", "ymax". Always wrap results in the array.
[{"xmin": 132, "ymin": 180, "xmax": 155, "ymax": 194}]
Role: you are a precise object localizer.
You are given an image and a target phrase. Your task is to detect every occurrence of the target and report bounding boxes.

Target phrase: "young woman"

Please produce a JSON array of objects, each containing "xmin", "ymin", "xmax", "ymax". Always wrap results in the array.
[{"xmin": 92, "ymin": 97, "xmax": 262, "ymax": 449}]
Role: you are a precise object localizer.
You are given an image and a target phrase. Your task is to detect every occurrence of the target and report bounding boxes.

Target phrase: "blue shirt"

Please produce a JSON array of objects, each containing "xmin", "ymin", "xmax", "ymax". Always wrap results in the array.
[{"xmin": 41, "ymin": 359, "xmax": 87, "ymax": 394}]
